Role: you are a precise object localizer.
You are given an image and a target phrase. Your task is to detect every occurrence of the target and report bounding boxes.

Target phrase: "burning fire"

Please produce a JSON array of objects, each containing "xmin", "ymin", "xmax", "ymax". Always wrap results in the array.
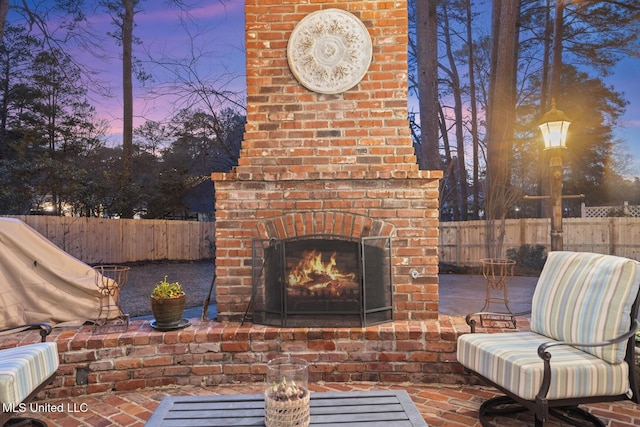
[{"xmin": 288, "ymin": 250, "xmax": 357, "ymax": 293}]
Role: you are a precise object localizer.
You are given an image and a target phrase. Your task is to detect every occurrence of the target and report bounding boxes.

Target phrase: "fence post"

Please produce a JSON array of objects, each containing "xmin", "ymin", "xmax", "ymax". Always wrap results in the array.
[
  {"xmin": 455, "ymin": 223, "xmax": 461, "ymax": 266},
  {"xmin": 609, "ymin": 217, "xmax": 614, "ymax": 255}
]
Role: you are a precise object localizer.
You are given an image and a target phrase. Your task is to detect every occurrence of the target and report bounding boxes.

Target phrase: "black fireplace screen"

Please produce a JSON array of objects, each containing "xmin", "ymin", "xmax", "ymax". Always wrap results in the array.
[{"xmin": 250, "ymin": 235, "xmax": 393, "ymax": 327}]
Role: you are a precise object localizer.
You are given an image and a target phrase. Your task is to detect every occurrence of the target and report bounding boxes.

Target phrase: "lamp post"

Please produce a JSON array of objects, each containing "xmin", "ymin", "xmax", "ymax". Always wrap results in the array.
[{"xmin": 538, "ymin": 99, "xmax": 571, "ymax": 251}]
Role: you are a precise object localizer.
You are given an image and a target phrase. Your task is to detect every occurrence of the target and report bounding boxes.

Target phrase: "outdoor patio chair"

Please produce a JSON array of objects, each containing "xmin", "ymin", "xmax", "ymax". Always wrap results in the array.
[
  {"xmin": 457, "ymin": 251, "xmax": 640, "ymax": 426},
  {"xmin": 0, "ymin": 323, "xmax": 58, "ymax": 427}
]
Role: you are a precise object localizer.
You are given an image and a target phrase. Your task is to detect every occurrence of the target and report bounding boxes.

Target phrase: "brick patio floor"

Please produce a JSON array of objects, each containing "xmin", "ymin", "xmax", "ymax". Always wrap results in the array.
[{"xmin": 16, "ymin": 381, "xmax": 640, "ymax": 426}]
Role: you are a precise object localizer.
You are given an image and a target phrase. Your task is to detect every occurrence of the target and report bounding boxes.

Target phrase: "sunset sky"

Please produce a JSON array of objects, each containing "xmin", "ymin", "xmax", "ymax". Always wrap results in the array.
[
  {"xmin": 611, "ymin": 57, "xmax": 640, "ymax": 174},
  {"xmin": 9, "ymin": 1, "xmax": 640, "ymax": 174},
  {"xmin": 77, "ymin": 1, "xmax": 246, "ymax": 133}
]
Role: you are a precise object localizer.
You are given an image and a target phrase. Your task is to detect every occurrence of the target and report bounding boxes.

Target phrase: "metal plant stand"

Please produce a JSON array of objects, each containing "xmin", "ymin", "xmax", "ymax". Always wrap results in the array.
[
  {"xmin": 479, "ymin": 258, "xmax": 517, "ymax": 328},
  {"xmin": 94, "ymin": 265, "xmax": 130, "ymax": 332}
]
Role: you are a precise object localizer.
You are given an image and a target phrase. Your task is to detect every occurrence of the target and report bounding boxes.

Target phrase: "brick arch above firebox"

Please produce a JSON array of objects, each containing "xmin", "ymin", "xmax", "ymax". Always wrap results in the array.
[{"xmin": 256, "ymin": 211, "xmax": 395, "ymax": 240}]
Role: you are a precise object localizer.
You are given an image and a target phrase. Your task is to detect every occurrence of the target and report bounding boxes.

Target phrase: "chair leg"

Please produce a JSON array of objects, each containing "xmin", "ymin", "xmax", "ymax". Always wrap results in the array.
[
  {"xmin": 4, "ymin": 418, "xmax": 48, "ymax": 427},
  {"xmin": 549, "ymin": 407, "xmax": 606, "ymax": 427},
  {"xmin": 479, "ymin": 396, "xmax": 528, "ymax": 426},
  {"xmin": 479, "ymin": 396, "xmax": 605, "ymax": 427}
]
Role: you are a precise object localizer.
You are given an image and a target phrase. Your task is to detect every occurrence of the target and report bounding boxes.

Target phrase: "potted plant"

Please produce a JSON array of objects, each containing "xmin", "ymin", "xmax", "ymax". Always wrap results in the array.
[{"xmin": 150, "ymin": 276, "xmax": 185, "ymax": 329}]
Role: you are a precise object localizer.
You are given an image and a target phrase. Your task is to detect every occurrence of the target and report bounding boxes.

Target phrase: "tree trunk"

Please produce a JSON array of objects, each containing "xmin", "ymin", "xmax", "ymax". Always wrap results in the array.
[
  {"xmin": 536, "ymin": 0, "xmax": 554, "ymax": 218},
  {"xmin": 0, "ymin": 52, "xmax": 9, "ymax": 157},
  {"xmin": 415, "ymin": 0, "xmax": 440, "ymax": 170},
  {"xmin": 442, "ymin": 5, "xmax": 468, "ymax": 220},
  {"xmin": 465, "ymin": 0, "xmax": 481, "ymax": 220},
  {"xmin": 439, "ymin": 104, "xmax": 460, "ymax": 220},
  {"xmin": 487, "ymin": 0, "xmax": 520, "ymax": 214},
  {"xmin": 0, "ymin": 0, "xmax": 9, "ymax": 41},
  {"xmin": 540, "ymin": 0, "xmax": 552, "ymax": 111},
  {"xmin": 549, "ymin": 0, "xmax": 565, "ymax": 104},
  {"xmin": 485, "ymin": 0, "xmax": 521, "ymax": 257},
  {"xmin": 122, "ymin": 0, "xmax": 135, "ymax": 217}
]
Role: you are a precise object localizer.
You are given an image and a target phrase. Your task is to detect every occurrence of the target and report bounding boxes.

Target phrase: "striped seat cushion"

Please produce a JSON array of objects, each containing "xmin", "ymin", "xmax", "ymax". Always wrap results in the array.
[
  {"xmin": 531, "ymin": 251, "xmax": 640, "ymax": 364},
  {"xmin": 457, "ymin": 331, "xmax": 631, "ymax": 401},
  {"xmin": 0, "ymin": 342, "xmax": 59, "ymax": 407}
]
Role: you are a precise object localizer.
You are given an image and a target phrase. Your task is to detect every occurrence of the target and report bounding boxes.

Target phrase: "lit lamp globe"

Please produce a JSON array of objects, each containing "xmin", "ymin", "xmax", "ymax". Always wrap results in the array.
[{"xmin": 538, "ymin": 100, "xmax": 571, "ymax": 150}]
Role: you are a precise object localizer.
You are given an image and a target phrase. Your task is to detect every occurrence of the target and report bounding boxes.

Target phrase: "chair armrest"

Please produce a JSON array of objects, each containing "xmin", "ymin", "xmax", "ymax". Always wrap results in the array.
[
  {"xmin": 535, "ymin": 319, "xmax": 638, "ymax": 402},
  {"xmin": 0, "ymin": 323, "xmax": 53, "ymax": 342},
  {"xmin": 538, "ymin": 319, "xmax": 638, "ymax": 356},
  {"xmin": 465, "ymin": 311, "xmax": 531, "ymax": 332}
]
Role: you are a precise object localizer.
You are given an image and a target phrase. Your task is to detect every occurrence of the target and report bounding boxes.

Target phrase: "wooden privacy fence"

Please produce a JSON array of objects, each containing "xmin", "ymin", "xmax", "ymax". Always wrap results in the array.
[
  {"xmin": 8, "ymin": 216, "xmax": 640, "ymax": 266},
  {"xmin": 7, "ymin": 216, "xmax": 216, "ymax": 264},
  {"xmin": 440, "ymin": 217, "xmax": 640, "ymax": 266}
]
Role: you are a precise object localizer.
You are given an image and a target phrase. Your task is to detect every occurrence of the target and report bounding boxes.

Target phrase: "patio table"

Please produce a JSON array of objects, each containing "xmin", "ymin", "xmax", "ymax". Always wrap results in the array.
[{"xmin": 145, "ymin": 389, "xmax": 428, "ymax": 426}]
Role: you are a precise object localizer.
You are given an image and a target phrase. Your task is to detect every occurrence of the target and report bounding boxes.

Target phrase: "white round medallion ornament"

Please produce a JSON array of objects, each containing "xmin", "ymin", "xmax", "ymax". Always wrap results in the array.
[{"xmin": 287, "ymin": 8, "xmax": 373, "ymax": 94}]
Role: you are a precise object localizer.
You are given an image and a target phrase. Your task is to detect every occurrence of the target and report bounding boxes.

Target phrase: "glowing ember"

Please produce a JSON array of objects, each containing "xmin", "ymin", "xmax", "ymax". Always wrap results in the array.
[{"xmin": 288, "ymin": 250, "xmax": 357, "ymax": 295}]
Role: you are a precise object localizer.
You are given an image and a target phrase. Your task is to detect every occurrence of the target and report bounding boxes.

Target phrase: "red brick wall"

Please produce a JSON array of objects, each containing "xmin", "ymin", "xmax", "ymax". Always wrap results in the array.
[{"xmin": 212, "ymin": 0, "xmax": 442, "ymax": 321}]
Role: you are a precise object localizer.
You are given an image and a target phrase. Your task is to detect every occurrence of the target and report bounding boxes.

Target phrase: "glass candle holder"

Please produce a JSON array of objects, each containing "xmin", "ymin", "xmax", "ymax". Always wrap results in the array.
[{"xmin": 264, "ymin": 356, "xmax": 310, "ymax": 427}]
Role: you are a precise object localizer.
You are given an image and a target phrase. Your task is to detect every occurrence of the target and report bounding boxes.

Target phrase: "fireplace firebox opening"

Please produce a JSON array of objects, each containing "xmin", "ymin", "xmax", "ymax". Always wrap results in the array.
[{"xmin": 250, "ymin": 235, "xmax": 393, "ymax": 327}]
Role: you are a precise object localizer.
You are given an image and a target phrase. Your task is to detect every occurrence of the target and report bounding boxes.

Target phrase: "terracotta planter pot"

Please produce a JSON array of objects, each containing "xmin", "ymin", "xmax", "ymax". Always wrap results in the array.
[{"xmin": 150, "ymin": 294, "xmax": 185, "ymax": 327}]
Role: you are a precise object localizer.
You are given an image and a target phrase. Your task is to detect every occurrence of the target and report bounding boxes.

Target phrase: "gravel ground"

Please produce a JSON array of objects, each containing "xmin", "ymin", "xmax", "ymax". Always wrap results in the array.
[{"xmin": 117, "ymin": 260, "xmax": 216, "ymax": 317}]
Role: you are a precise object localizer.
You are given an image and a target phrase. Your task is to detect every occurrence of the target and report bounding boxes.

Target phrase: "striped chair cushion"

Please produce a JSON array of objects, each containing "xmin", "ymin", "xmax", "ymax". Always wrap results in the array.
[
  {"xmin": 457, "ymin": 331, "xmax": 631, "ymax": 401},
  {"xmin": 0, "ymin": 342, "xmax": 59, "ymax": 407},
  {"xmin": 531, "ymin": 251, "xmax": 640, "ymax": 364}
]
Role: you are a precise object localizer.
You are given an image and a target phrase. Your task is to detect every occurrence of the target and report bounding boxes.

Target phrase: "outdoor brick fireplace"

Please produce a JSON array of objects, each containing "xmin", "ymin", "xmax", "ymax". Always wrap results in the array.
[
  {"xmin": 212, "ymin": 0, "xmax": 442, "ymax": 324},
  {"xmin": 0, "ymin": 3, "xmax": 472, "ymax": 408}
]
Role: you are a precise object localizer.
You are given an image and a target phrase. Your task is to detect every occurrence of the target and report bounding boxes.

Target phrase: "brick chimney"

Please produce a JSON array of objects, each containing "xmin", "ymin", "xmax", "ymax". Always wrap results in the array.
[{"xmin": 212, "ymin": 0, "xmax": 442, "ymax": 322}]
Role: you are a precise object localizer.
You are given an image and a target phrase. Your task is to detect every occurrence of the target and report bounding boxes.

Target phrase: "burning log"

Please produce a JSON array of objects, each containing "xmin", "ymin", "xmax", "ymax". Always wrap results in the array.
[{"xmin": 287, "ymin": 249, "xmax": 358, "ymax": 298}]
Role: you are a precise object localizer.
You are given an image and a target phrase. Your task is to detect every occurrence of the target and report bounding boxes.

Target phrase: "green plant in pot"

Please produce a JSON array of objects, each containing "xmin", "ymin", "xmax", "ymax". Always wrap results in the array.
[{"xmin": 150, "ymin": 276, "xmax": 185, "ymax": 328}]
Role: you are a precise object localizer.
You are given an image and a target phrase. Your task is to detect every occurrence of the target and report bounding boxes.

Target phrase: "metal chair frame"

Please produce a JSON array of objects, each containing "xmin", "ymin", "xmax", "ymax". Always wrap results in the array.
[{"xmin": 464, "ymin": 294, "xmax": 640, "ymax": 427}]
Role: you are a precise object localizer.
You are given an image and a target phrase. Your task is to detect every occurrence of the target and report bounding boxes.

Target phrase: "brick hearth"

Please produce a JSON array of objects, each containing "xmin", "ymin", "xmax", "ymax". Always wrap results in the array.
[
  {"xmin": 0, "ymin": 318, "xmax": 526, "ymax": 399},
  {"xmin": 212, "ymin": 0, "xmax": 443, "ymax": 322}
]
